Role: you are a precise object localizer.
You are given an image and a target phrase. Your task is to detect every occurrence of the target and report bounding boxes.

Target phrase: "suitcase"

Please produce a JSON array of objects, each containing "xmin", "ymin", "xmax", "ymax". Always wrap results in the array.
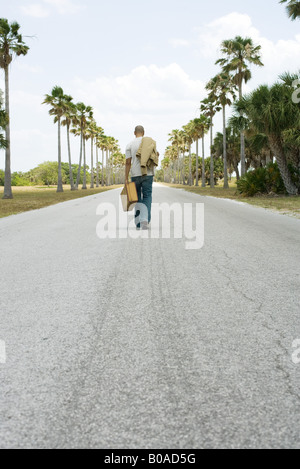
[{"xmin": 120, "ymin": 182, "xmax": 138, "ymax": 212}]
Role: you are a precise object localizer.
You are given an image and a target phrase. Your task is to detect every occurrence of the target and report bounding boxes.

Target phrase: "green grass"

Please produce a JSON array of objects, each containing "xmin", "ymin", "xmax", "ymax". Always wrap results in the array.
[
  {"xmin": 0, "ymin": 185, "xmax": 122, "ymax": 218},
  {"xmin": 160, "ymin": 181, "xmax": 300, "ymax": 219}
]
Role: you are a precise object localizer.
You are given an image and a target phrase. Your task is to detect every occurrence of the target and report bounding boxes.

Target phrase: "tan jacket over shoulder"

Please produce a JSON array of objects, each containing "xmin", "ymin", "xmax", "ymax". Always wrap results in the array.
[{"xmin": 136, "ymin": 137, "xmax": 159, "ymax": 176}]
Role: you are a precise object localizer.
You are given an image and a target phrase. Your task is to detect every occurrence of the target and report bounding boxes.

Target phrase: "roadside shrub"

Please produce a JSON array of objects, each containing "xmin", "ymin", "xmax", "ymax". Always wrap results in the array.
[
  {"xmin": 237, "ymin": 162, "xmax": 286, "ymax": 196},
  {"xmin": 11, "ymin": 172, "xmax": 32, "ymax": 186}
]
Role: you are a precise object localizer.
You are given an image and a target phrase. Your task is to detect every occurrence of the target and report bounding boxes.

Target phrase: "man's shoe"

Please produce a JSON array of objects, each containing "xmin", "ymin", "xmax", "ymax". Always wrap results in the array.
[{"xmin": 141, "ymin": 221, "xmax": 149, "ymax": 230}]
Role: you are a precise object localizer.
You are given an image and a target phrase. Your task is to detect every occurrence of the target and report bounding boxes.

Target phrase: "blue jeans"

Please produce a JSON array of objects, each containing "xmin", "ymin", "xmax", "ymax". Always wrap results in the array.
[{"xmin": 131, "ymin": 176, "xmax": 154, "ymax": 226}]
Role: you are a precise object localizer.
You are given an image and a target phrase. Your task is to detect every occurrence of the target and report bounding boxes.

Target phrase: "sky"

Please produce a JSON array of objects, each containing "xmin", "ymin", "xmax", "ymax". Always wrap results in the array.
[{"xmin": 0, "ymin": 0, "xmax": 299, "ymax": 172}]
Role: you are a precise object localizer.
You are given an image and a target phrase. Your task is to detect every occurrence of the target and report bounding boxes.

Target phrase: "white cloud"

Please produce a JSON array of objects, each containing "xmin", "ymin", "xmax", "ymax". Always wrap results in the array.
[
  {"xmin": 197, "ymin": 13, "xmax": 259, "ymax": 58},
  {"xmin": 72, "ymin": 63, "xmax": 205, "ymax": 153},
  {"xmin": 21, "ymin": 0, "xmax": 84, "ymax": 17},
  {"xmin": 43, "ymin": 0, "xmax": 84, "ymax": 15},
  {"xmin": 21, "ymin": 4, "xmax": 50, "ymax": 18},
  {"xmin": 169, "ymin": 38, "xmax": 190, "ymax": 48},
  {"xmin": 74, "ymin": 63, "xmax": 204, "ymax": 113},
  {"xmin": 196, "ymin": 12, "xmax": 300, "ymax": 84}
]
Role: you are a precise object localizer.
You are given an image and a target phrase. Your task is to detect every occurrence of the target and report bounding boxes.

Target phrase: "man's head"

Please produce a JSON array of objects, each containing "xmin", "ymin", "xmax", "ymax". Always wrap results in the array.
[{"xmin": 134, "ymin": 125, "xmax": 145, "ymax": 138}]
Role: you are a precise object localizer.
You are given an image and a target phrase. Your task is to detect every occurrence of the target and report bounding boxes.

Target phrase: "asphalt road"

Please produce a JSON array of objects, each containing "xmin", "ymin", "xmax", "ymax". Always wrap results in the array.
[{"xmin": 0, "ymin": 183, "xmax": 299, "ymax": 449}]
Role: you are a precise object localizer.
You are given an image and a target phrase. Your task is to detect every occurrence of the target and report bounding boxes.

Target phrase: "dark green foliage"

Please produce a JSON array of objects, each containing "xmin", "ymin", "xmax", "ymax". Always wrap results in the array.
[{"xmin": 237, "ymin": 162, "xmax": 287, "ymax": 196}]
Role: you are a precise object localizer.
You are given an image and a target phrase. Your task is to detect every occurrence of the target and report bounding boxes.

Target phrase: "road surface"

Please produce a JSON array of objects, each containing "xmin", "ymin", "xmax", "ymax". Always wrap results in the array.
[{"xmin": 0, "ymin": 183, "xmax": 299, "ymax": 449}]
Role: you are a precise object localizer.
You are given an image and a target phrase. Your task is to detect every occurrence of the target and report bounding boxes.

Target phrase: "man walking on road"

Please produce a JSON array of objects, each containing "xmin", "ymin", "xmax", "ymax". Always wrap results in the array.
[{"xmin": 125, "ymin": 126, "xmax": 159, "ymax": 230}]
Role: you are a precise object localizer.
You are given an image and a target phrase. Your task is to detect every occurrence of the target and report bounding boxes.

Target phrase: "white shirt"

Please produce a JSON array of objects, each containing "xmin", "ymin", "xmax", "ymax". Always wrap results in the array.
[{"xmin": 126, "ymin": 137, "xmax": 154, "ymax": 178}]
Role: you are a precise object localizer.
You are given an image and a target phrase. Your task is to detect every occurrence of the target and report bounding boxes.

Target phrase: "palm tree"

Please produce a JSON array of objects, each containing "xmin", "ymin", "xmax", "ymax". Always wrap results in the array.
[
  {"xmin": 95, "ymin": 126, "xmax": 104, "ymax": 187},
  {"xmin": 61, "ymin": 97, "xmax": 77, "ymax": 190},
  {"xmin": 0, "ymin": 19, "xmax": 29, "ymax": 199},
  {"xmin": 280, "ymin": 0, "xmax": 300, "ymax": 19},
  {"xmin": 196, "ymin": 115, "xmax": 210, "ymax": 188},
  {"xmin": 182, "ymin": 123, "xmax": 195, "ymax": 186},
  {"xmin": 234, "ymin": 78, "xmax": 299, "ymax": 195},
  {"xmin": 207, "ymin": 73, "xmax": 237, "ymax": 188},
  {"xmin": 201, "ymin": 96, "xmax": 221, "ymax": 188},
  {"xmin": 188, "ymin": 118, "xmax": 209, "ymax": 187},
  {"xmin": 161, "ymin": 156, "xmax": 171, "ymax": 182},
  {"xmin": 106, "ymin": 136, "xmax": 118, "ymax": 185},
  {"xmin": 43, "ymin": 86, "xmax": 67, "ymax": 193},
  {"xmin": 71, "ymin": 102, "xmax": 93, "ymax": 189},
  {"xmin": 168, "ymin": 129, "xmax": 184, "ymax": 184},
  {"xmin": 216, "ymin": 36, "xmax": 264, "ymax": 176},
  {"xmin": 97, "ymin": 134, "xmax": 108, "ymax": 186},
  {"xmin": 226, "ymin": 121, "xmax": 244, "ymax": 180},
  {"xmin": 165, "ymin": 145, "xmax": 178, "ymax": 183},
  {"xmin": 85, "ymin": 119, "xmax": 99, "ymax": 188}
]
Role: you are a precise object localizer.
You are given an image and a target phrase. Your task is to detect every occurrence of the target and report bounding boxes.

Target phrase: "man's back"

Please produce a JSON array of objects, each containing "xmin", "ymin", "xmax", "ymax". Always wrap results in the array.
[{"xmin": 126, "ymin": 137, "xmax": 154, "ymax": 178}]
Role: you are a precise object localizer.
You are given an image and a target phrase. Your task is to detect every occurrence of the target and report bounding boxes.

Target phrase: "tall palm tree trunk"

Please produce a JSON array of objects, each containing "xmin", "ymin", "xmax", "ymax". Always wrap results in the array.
[
  {"xmin": 106, "ymin": 150, "xmax": 109, "ymax": 186},
  {"xmin": 101, "ymin": 149, "xmax": 104, "ymax": 186},
  {"xmin": 76, "ymin": 130, "xmax": 83, "ymax": 189},
  {"xmin": 223, "ymin": 105, "xmax": 229, "ymax": 189},
  {"xmin": 90, "ymin": 138, "xmax": 94, "ymax": 188},
  {"xmin": 177, "ymin": 148, "xmax": 180, "ymax": 184},
  {"xmin": 202, "ymin": 137, "xmax": 206, "ymax": 187},
  {"xmin": 173, "ymin": 160, "xmax": 176, "ymax": 183},
  {"xmin": 109, "ymin": 152, "xmax": 112, "ymax": 186},
  {"xmin": 3, "ymin": 66, "xmax": 12, "ymax": 199},
  {"xmin": 189, "ymin": 145, "xmax": 192, "ymax": 186},
  {"xmin": 239, "ymin": 81, "xmax": 246, "ymax": 176},
  {"xmin": 57, "ymin": 117, "xmax": 63, "ymax": 193},
  {"xmin": 67, "ymin": 123, "xmax": 75, "ymax": 190},
  {"xmin": 196, "ymin": 139, "xmax": 199, "ymax": 187},
  {"xmin": 210, "ymin": 119, "xmax": 214, "ymax": 188},
  {"xmin": 96, "ymin": 145, "xmax": 99, "ymax": 187},
  {"xmin": 82, "ymin": 137, "xmax": 87, "ymax": 189},
  {"xmin": 271, "ymin": 139, "xmax": 298, "ymax": 195}
]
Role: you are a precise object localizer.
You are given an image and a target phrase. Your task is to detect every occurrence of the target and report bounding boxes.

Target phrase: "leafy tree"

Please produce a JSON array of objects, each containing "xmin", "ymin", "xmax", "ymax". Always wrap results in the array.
[
  {"xmin": 32, "ymin": 161, "xmax": 62, "ymax": 186},
  {"xmin": 216, "ymin": 36, "xmax": 264, "ymax": 176},
  {"xmin": 11, "ymin": 172, "xmax": 32, "ymax": 186},
  {"xmin": 0, "ymin": 19, "xmax": 29, "ymax": 199}
]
